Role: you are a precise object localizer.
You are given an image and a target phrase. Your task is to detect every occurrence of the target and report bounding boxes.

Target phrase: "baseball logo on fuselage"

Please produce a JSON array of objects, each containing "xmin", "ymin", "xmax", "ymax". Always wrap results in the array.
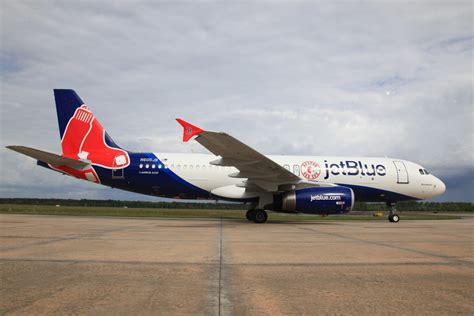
[{"xmin": 301, "ymin": 161, "xmax": 321, "ymax": 180}]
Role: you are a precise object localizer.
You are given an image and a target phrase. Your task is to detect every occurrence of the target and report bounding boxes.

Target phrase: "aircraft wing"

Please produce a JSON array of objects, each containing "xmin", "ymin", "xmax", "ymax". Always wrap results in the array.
[
  {"xmin": 6, "ymin": 146, "xmax": 90, "ymax": 170},
  {"xmin": 176, "ymin": 119, "xmax": 301, "ymax": 190}
]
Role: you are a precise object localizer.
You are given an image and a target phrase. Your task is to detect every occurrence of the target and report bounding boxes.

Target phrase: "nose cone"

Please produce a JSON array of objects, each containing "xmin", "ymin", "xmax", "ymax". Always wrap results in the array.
[{"xmin": 434, "ymin": 178, "xmax": 446, "ymax": 196}]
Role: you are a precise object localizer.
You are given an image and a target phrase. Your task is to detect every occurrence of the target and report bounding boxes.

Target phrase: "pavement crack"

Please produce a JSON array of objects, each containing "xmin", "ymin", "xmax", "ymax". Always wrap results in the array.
[{"xmin": 218, "ymin": 217, "xmax": 223, "ymax": 316}]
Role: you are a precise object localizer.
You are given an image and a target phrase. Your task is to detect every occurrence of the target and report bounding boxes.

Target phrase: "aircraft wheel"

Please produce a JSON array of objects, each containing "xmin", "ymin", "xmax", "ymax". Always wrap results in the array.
[
  {"xmin": 388, "ymin": 214, "xmax": 400, "ymax": 223},
  {"xmin": 253, "ymin": 209, "xmax": 268, "ymax": 224},
  {"xmin": 246, "ymin": 210, "xmax": 256, "ymax": 221},
  {"xmin": 387, "ymin": 201, "xmax": 399, "ymax": 223}
]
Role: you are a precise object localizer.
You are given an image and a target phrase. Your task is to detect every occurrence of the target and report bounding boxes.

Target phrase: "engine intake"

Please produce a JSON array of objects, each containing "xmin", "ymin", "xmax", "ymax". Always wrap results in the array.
[{"xmin": 279, "ymin": 186, "xmax": 354, "ymax": 214}]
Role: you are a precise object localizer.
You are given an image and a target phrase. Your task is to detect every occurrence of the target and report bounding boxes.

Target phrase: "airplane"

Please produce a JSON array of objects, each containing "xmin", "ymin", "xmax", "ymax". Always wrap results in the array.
[{"xmin": 6, "ymin": 90, "xmax": 446, "ymax": 223}]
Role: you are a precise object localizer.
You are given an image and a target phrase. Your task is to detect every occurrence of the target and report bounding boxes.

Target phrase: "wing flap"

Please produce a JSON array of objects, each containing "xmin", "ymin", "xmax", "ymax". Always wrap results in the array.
[
  {"xmin": 6, "ymin": 146, "xmax": 90, "ymax": 170},
  {"xmin": 210, "ymin": 158, "xmax": 259, "ymax": 167},
  {"xmin": 196, "ymin": 132, "xmax": 299, "ymax": 182},
  {"xmin": 229, "ymin": 171, "xmax": 281, "ymax": 179}
]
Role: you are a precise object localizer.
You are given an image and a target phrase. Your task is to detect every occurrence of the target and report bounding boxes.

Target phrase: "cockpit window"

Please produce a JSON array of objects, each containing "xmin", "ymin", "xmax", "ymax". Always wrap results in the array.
[
  {"xmin": 423, "ymin": 169, "xmax": 430, "ymax": 175},
  {"xmin": 419, "ymin": 169, "xmax": 424, "ymax": 175}
]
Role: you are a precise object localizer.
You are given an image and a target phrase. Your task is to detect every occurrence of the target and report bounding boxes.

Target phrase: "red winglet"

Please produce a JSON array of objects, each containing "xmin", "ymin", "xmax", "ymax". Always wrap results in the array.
[{"xmin": 176, "ymin": 118, "xmax": 204, "ymax": 142}]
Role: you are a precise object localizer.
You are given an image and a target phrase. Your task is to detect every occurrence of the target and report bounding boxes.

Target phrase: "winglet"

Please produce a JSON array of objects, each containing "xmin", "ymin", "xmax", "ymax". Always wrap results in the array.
[{"xmin": 176, "ymin": 119, "xmax": 204, "ymax": 142}]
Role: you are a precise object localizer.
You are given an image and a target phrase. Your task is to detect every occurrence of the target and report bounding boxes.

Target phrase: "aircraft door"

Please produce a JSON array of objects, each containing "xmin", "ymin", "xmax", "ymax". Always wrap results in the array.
[{"xmin": 393, "ymin": 160, "xmax": 409, "ymax": 184}]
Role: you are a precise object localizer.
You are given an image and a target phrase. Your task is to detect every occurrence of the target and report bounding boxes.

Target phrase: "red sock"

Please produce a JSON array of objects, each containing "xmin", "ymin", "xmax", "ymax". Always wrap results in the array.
[
  {"xmin": 50, "ymin": 164, "xmax": 100, "ymax": 184},
  {"xmin": 81, "ymin": 119, "xmax": 129, "ymax": 168},
  {"xmin": 61, "ymin": 106, "xmax": 94, "ymax": 159},
  {"xmin": 61, "ymin": 105, "xmax": 129, "ymax": 168}
]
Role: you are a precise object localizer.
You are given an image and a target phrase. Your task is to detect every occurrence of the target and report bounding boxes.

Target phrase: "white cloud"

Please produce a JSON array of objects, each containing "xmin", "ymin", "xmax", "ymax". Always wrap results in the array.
[{"xmin": 0, "ymin": 1, "xmax": 472, "ymax": 201}]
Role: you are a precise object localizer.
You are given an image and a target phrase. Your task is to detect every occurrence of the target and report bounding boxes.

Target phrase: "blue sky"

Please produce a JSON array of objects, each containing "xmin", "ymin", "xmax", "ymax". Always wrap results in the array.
[{"xmin": 0, "ymin": 1, "xmax": 472, "ymax": 202}]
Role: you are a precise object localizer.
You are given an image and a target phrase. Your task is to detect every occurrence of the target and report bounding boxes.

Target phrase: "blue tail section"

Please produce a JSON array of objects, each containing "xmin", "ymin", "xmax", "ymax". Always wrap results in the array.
[
  {"xmin": 53, "ymin": 89, "xmax": 123, "ymax": 149},
  {"xmin": 54, "ymin": 89, "xmax": 84, "ymax": 140}
]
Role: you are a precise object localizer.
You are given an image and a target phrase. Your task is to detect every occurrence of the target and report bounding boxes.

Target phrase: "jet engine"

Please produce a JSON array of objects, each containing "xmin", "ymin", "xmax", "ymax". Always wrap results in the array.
[{"xmin": 271, "ymin": 186, "xmax": 354, "ymax": 214}]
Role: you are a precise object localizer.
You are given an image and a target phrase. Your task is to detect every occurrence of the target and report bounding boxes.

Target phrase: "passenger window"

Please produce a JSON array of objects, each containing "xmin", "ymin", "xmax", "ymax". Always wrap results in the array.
[
  {"xmin": 283, "ymin": 164, "xmax": 290, "ymax": 171},
  {"xmin": 139, "ymin": 164, "xmax": 143, "ymax": 169},
  {"xmin": 419, "ymin": 169, "xmax": 424, "ymax": 175},
  {"xmin": 145, "ymin": 164, "xmax": 149, "ymax": 169},
  {"xmin": 183, "ymin": 165, "xmax": 187, "ymax": 169},
  {"xmin": 177, "ymin": 165, "xmax": 181, "ymax": 169},
  {"xmin": 196, "ymin": 165, "xmax": 200, "ymax": 169},
  {"xmin": 158, "ymin": 164, "xmax": 162, "ymax": 169},
  {"xmin": 293, "ymin": 165, "xmax": 300, "ymax": 176},
  {"xmin": 189, "ymin": 165, "xmax": 193, "ymax": 169},
  {"xmin": 152, "ymin": 164, "xmax": 155, "ymax": 169}
]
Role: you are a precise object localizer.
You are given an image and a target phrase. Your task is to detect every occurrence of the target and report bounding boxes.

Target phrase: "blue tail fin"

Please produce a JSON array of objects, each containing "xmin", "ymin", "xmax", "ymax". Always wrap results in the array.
[
  {"xmin": 54, "ymin": 89, "xmax": 84, "ymax": 140},
  {"xmin": 53, "ymin": 89, "xmax": 123, "ymax": 150}
]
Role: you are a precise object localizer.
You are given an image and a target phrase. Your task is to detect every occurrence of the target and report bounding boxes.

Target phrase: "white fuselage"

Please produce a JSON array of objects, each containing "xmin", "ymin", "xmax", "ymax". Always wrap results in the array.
[{"xmin": 147, "ymin": 153, "xmax": 446, "ymax": 201}]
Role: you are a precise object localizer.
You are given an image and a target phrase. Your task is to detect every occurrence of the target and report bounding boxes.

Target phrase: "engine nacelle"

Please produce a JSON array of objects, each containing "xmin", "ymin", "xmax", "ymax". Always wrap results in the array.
[{"xmin": 279, "ymin": 186, "xmax": 354, "ymax": 214}]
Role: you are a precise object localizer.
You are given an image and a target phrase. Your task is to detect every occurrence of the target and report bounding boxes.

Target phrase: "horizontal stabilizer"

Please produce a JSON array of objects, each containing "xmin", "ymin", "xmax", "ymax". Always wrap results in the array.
[{"xmin": 6, "ymin": 146, "xmax": 90, "ymax": 170}]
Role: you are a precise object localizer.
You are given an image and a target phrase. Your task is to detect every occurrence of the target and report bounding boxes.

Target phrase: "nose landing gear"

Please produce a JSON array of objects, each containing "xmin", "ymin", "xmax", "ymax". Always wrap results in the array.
[
  {"xmin": 387, "ymin": 202, "xmax": 400, "ymax": 223},
  {"xmin": 388, "ymin": 213, "xmax": 400, "ymax": 222}
]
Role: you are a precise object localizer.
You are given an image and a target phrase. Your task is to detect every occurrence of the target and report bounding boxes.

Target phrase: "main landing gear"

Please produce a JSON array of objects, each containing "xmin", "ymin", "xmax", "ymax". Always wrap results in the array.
[
  {"xmin": 387, "ymin": 202, "xmax": 400, "ymax": 223},
  {"xmin": 245, "ymin": 209, "xmax": 268, "ymax": 224}
]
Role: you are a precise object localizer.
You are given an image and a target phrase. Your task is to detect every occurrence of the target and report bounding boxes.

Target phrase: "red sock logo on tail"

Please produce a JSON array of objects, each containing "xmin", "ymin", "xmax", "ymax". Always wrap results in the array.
[
  {"xmin": 51, "ymin": 105, "xmax": 130, "ymax": 183},
  {"xmin": 49, "ymin": 164, "xmax": 101, "ymax": 184},
  {"xmin": 61, "ymin": 105, "xmax": 130, "ymax": 169}
]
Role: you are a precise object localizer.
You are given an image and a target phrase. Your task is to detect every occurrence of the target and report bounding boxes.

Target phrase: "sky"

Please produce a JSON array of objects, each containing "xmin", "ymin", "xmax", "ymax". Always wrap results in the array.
[{"xmin": 0, "ymin": 1, "xmax": 472, "ymax": 202}]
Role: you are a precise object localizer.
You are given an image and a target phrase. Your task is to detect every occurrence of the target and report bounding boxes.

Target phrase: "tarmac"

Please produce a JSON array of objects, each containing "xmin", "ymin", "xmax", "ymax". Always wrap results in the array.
[{"xmin": 1, "ymin": 214, "xmax": 473, "ymax": 315}]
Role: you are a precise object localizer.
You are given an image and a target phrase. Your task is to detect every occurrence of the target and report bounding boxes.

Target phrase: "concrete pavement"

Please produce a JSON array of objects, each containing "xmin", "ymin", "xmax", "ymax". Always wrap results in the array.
[{"xmin": 1, "ymin": 214, "xmax": 473, "ymax": 315}]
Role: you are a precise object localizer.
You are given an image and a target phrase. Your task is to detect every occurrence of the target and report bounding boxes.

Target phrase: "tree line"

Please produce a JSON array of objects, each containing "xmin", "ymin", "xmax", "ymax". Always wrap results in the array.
[{"xmin": 0, "ymin": 198, "xmax": 472, "ymax": 212}]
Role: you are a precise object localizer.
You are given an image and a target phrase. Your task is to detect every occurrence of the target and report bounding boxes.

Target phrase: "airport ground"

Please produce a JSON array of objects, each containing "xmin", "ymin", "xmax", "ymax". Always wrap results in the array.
[
  {"xmin": 0, "ymin": 204, "xmax": 464, "ymax": 220},
  {"xmin": 1, "ymin": 213, "xmax": 473, "ymax": 315}
]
